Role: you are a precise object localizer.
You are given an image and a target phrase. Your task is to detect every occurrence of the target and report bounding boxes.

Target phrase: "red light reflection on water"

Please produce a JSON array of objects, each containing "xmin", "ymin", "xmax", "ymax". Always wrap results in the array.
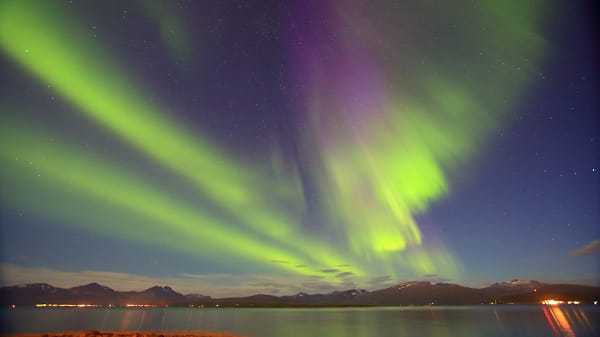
[{"xmin": 543, "ymin": 305, "xmax": 576, "ymax": 337}]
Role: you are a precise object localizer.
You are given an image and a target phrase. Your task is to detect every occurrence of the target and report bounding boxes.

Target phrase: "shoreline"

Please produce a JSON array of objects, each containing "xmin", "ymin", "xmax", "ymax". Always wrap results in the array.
[{"xmin": 0, "ymin": 331, "xmax": 247, "ymax": 337}]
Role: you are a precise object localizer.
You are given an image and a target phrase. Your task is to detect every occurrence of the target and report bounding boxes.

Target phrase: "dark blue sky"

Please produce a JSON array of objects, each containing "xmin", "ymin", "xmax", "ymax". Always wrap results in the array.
[{"xmin": 428, "ymin": 1, "xmax": 598, "ymax": 285}]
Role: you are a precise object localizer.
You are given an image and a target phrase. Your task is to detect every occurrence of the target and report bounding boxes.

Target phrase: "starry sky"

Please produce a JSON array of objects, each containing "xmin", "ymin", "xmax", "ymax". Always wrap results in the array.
[{"xmin": 0, "ymin": 0, "xmax": 598, "ymax": 297}]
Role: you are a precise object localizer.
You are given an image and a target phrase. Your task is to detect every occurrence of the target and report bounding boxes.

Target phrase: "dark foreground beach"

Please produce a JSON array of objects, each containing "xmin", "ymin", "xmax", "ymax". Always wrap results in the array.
[{"xmin": 1, "ymin": 332, "xmax": 246, "ymax": 337}]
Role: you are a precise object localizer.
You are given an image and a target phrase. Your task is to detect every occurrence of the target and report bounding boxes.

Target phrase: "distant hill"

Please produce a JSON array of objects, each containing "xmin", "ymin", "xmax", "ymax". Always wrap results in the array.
[
  {"xmin": 1, "ymin": 280, "xmax": 598, "ymax": 307},
  {"xmin": 0, "ymin": 283, "xmax": 194, "ymax": 306},
  {"xmin": 360, "ymin": 281, "xmax": 484, "ymax": 306},
  {"xmin": 495, "ymin": 283, "xmax": 600, "ymax": 304}
]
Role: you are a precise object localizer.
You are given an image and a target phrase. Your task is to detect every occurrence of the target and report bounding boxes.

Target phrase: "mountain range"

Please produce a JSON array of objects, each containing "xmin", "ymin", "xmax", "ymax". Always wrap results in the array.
[{"xmin": 1, "ymin": 280, "xmax": 598, "ymax": 307}]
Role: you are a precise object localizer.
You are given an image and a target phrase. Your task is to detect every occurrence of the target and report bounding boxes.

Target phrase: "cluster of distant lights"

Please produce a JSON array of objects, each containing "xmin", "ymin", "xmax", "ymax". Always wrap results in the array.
[
  {"xmin": 541, "ymin": 299, "xmax": 582, "ymax": 305},
  {"xmin": 33, "ymin": 304, "xmax": 99, "ymax": 308},
  {"xmin": 30, "ymin": 304, "xmax": 162, "ymax": 308},
  {"xmin": 8, "ymin": 299, "xmax": 598, "ymax": 309}
]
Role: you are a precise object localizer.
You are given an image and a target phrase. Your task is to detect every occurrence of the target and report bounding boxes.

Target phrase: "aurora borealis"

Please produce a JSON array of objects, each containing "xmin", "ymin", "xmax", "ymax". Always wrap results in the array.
[{"xmin": 0, "ymin": 0, "xmax": 598, "ymax": 296}]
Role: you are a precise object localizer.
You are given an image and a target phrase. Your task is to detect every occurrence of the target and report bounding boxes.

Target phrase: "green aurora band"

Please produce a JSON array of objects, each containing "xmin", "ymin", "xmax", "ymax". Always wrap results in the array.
[
  {"xmin": 0, "ymin": 0, "xmax": 358, "ymax": 279},
  {"xmin": 291, "ymin": 0, "xmax": 548, "ymax": 276},
  {"xmin": 0, "ymin": 121, "xmax": 312, "ymax": 274},
  {"xmin": 0, "ymin": 0, "xmax": 551, "ymax": 283}
]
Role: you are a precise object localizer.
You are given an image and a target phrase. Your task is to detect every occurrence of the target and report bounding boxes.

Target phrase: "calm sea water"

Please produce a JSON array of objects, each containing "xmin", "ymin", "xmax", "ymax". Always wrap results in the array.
[{"xmin": 2, "ymin": 305, "xmax": 599, "ymax": 337}]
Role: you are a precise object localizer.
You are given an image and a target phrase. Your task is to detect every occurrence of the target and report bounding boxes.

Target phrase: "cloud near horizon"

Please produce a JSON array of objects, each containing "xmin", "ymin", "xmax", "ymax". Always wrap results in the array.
[
  {"xmin": 0, "ymin": 263, "xmax": 314, "ymax": 297},
  {"xmin": 570, "ymin": 239, "xmax": 600, "ymax": 257},
  {"xmin": 2, "ymin": 263, "xmax": 598, "ymax": 296},
  {"xmin": 0, "ymin": 263, "xmax": 382, "ymax": 297}
]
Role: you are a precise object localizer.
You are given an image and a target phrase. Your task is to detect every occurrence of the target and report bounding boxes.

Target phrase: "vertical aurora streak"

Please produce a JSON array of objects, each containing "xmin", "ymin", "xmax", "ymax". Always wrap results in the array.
[{"xmin": 288, "ymin": 0, "xmax": 547, "ymax": 275}]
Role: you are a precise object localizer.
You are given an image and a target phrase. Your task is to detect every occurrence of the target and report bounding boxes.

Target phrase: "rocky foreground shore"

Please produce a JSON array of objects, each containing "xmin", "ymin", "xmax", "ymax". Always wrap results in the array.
[{"xmin": 1, "ymin": 331, "xmax": 246, "ymax": 337}]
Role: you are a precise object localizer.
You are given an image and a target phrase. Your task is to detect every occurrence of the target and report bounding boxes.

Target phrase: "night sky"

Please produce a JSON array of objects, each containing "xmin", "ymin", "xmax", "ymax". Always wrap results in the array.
[{"xmin": 0, "ymin": 0, "xmax": 598, "ymax": 297}]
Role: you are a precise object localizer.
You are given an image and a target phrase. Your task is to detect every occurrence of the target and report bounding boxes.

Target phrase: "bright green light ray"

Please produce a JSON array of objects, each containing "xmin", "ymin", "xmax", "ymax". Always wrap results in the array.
[
  {"xmin": 0, "ymin": 0, "xmax": 357, "ymax": 274},
  {"xmin": 0, "ymin": 111, "xmax": 363, "ymax": 280},
  {"xmin": 0, "ymin": 123, "xmax": 314, "ymax": 275},
  {"xmin": 297, "ymin": 0, "xmax": 548, "ymax": 276},
  {"xmin": 0, "ymin": 0, "xmax": 252, "ymax": 206},
  {"xmin": 0, "ymin": 0, "xmax": 274, "ymax": 225}
]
